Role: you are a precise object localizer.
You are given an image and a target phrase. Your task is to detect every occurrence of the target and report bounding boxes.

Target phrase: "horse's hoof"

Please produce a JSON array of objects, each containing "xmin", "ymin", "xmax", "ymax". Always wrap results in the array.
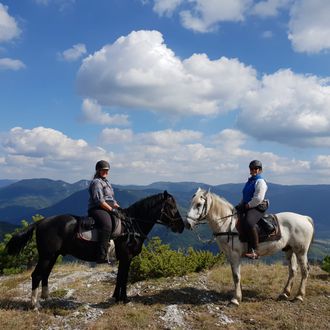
[
  {"xmin": 277, "ymin": 293, "xmax": 289, "ymax": 301},
  {"xmin": 293, "ymin": 295, "xmax": 304, "ymax": 303},
  {"xmin": 123, "ymin": 297, "xmax": 131, "ymax": 304},
  {"xmin": 228, "ymin": 298, "xmax": 240, "ymax": 307},
  {"xmin": 32, "ymin": 302, "xmax": 41, "ymax": 311}
]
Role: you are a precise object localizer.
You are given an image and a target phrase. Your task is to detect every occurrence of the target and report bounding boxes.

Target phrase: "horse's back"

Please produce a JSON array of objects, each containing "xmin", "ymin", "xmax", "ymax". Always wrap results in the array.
[
  {"xmin": 276, "ymin": 212, "xmax": 314, "ymax": 248},
  {"xmin": 36, "ymin": 214, "xmax": 78, "ymax": 252}
]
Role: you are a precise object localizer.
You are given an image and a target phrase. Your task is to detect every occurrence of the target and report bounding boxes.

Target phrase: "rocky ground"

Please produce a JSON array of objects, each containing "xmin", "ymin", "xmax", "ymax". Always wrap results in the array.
[{"xmin": 0, "ymin": 262, "xmax": 329, "ymax": 329}]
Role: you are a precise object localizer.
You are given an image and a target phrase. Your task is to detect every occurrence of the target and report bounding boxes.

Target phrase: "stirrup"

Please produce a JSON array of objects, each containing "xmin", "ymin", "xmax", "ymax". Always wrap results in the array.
[{"xmin": 245, "ymin": 250, "xmax": 259, "ymax": 260}]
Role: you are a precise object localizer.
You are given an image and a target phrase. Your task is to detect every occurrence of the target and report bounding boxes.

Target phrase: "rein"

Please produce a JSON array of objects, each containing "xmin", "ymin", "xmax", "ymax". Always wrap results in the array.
[
  {"xmin": 117, "ymin": 199, "xmax": 181, "ymax": 240},
  {"xmin": 190, "ymin": 199, "xmax": 239, "ymax": 248}
]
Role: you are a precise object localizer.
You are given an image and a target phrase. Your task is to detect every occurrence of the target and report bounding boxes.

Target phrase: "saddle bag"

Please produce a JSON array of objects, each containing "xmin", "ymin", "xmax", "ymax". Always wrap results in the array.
[
  {"xmin": 258, "ymin": 217, "xmax": 274, "ymax": 235},
  {"xmin": 256, "ymin": 199, "xmax": 269, "ymax": 212}
]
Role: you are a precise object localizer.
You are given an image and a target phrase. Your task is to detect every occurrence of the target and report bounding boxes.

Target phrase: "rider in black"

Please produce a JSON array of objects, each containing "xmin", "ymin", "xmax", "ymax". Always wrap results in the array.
[{"xmin": 88, "ymin": 160, "xmax": 120, "ymax": 263}]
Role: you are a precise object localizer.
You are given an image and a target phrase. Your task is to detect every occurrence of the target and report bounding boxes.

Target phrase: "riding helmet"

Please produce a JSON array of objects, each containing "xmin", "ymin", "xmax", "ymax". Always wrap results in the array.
[
  {"xmin": 249, "ymin": 160, "xmax": 262, "ymax": 169},
  {"xmin": 95, "ymin": 160, "xmax": 110, "ymax": 171}
]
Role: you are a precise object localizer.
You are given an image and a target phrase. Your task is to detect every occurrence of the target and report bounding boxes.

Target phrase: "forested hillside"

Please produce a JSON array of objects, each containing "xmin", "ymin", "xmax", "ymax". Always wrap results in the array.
[{"xmin": 0, "ymin": 179, "xmax": 329, "ymax": 260}]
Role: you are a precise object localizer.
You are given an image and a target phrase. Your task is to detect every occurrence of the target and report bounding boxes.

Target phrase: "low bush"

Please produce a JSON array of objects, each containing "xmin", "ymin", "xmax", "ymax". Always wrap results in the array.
[
  {"xmin": 321, "ymin": 255, "xmax": 330, "ymax": 273},
  {"xmin": 0, "ymin": 215, "xmax": 60, "ymax": 275},
  {"xmin": 129, "ymin": 237, "xmax": 225, "ymax": 282}
]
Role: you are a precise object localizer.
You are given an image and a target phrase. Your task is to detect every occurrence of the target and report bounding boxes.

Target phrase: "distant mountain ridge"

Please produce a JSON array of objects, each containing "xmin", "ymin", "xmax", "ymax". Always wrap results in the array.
[{"xmin": 0, "ymin": 179, "xmax": 329, "ymax": 260}]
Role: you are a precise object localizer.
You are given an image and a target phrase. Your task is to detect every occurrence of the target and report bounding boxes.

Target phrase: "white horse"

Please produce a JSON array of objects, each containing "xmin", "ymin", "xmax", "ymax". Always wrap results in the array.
[{"xmin": 184, "ymin": 188, "xmax": 314, "ymax": 306}]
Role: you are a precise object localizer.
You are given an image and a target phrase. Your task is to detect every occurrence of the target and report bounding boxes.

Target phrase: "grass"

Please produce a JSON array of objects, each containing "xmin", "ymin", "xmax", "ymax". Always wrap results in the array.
[{"xmin": 0, "ymin": 262, "xmax": 329, "ymax": 329}]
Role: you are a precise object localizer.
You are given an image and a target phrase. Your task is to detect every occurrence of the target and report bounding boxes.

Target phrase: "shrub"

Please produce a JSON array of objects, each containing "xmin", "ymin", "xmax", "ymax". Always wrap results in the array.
[
  {"xmin": 0, "ymin": 215, "xmax": 60, "ymax": 275},
  {"xmin": 129, "ymin": 237, "xmax": 224, "ymax": 282},
  {"xmin": 321, "ymin": 255, "xmax": 330, "ymax": 273}
]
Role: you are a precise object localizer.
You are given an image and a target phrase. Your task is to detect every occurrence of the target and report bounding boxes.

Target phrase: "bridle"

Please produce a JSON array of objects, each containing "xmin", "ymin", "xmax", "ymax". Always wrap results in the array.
[
  {"xmin": 159, "ymin": 198, "xmax": 182, "ymax": 228},
  {"xmin": 188, "ymin": 193, "xmax": 239, "ymax": 247}
]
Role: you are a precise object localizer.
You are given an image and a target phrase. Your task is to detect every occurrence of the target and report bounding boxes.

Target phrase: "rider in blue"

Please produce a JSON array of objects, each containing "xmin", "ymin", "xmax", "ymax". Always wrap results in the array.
[{"xmin": 237, "ymin": 160, "xmax": 268, "ymax": 259}]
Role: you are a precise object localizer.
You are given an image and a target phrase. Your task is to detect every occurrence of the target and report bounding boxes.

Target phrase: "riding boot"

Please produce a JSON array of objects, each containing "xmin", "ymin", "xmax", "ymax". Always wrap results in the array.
[
  {"xmin": 245, "ymin": 227, "xmax": 259, "ymax": 260},
  {"xmin": 96, "ymin": 230, "xmax": 111, "ymax": 264}
]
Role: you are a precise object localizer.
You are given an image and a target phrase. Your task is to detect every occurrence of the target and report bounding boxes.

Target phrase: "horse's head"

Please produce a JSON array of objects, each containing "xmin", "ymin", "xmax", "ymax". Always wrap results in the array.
[
  {"xmin": 185, "ymin": 187, "xmax": 211, "ymax": 230},
  {"xmin": 159, "ymin": 191, "xmax": 184, "ymax": 233}
]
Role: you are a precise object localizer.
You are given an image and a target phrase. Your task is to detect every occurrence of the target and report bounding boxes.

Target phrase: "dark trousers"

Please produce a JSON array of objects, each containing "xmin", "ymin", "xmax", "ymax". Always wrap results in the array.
[
  {"xmin": 243, "ymin": 208, "xmax": 265, "ymax": 250},
  {"xmin": 88, "ymin": 208, "xmax": 112, "ymax": 232},
  {"xmin": 88, "ymin": 208, "xmax": 112, "ymax": 261}
]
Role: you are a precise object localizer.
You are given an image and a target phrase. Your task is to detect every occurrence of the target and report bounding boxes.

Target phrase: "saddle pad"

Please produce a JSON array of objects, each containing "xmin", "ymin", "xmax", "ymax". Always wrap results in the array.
[
  {"xmin": 237, "ymin": 214, "xmax": 281, "ymax": 243},
  {"xmin": 259, "ymin": 214, "xmax": 281, "ymax": 243},
  {"xmin": 77, "ymin": 217, "xmax": 122, "ymax": 242}
]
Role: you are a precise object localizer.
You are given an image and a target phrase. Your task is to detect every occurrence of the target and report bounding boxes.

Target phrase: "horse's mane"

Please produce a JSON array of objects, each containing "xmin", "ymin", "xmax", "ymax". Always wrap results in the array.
[
  {"xmin": 125, "ymin": 192, "xmax": 164, "ymax": 218},
  {"xmin": 208, "ymin": 191, "xmax": 235, "ymax": 219}
]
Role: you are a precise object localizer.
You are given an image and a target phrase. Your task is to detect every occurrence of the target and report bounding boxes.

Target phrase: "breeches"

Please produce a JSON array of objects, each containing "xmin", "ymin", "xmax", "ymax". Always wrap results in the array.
[
  {"xmin": 88, "ymin": 208, "xmax": 112, "ymax": 232},
  {"xmin": 243, "ymin": 208, "xmax": 264, "ymax": 229}
]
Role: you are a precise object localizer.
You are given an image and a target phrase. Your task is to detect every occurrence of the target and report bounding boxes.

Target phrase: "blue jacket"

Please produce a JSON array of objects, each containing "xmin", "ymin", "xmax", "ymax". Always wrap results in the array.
[{"xmin": 242, "ymin": 174, "xmax": 263, "ymax": 204}]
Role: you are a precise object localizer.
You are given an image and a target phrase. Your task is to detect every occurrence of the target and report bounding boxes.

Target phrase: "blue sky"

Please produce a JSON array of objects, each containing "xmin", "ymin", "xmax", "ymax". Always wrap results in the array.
[{"xmin": 1, "ymin": 0, "xmax": 330, "ymax": 185}]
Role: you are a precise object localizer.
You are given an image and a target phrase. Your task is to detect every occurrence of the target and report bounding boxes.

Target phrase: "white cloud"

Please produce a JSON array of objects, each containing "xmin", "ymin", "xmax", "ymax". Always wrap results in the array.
[
  {"xmin": 95, "ymin": 127, "xmax": 315, "ymax": 185},
  {"xmin": 100, "ymin": 128, "xmax": 134, "ymax": 144},
  {"xmin": 180, "ymin": 0, "xmax": 252, "ymax": 33},
  {"xmin": 288, "ymin": 0, "xmax": 330, "ymax": 53},
  {"xmin": 58, "ymin": 43, "xmax": 87, "ymax": 62},
  {"xmin": 0, "ymin": 126, "xmax": 325, "ymax": 184},
  {"xmin": 314, "ymin": 155, "xmax": 330, "ymax": 170},
  {"xmin": 77, "ymin": 30, "xmax": 258, "ymax": 116},
  {"xmin": 81, "ymin": 98, "xmax": 130, "ymax": 126},
  {"xmin": 237, "ymin": 69, "xmax": 330, "ymax": 147},
  {"xmin": 33, "ymin": 0, "xmax": 76, "ymax": 11},
  {"xmin": 139, "ymin": 129, "xmax": 202, "ymax": 146},
  {"xmin": 0, "ymin": 57, "xmax": 25, "ymax": 70},
  {"xmin": 3, "ymin": 126, "xmax": 107, "ymax": 160},
  {"xmin": 0, "ymin": 126, "xmax": 110, "ymax": 181},
  {"xmin": 153, "ymin": 0, "xmax": 183, "ymax": 16},
  {"xmin": 0, "ymin": 3, "xmax": 21, "ymax": 42},
  {"xmin": 251, "ymin": 0, "xmax": 292, "ymax": 18}
]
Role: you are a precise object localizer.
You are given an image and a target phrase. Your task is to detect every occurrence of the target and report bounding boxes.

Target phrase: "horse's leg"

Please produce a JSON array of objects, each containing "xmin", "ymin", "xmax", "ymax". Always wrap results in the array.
[
  {"xmin": 31, "ymin": 259, "xmax": 45, "ymax": 309},
  {"xmin": 113, "ymin": 258, "xmax": 131, "ymax": 303},
  {"xmin": 113, "ymin": 260, "xmax": 122, "ymax": 302},
  {"xmin": 41, "ymin": 254, "xmax": 59, "ymax": 300},
  {"xmin": 279, "ymin": 250, "xmax": 298, "ymax": 300},
  {"xmin": 229, "ymin": 253, "xmax": 242, "ymax": 306},
  {"xmin": 119, "ymin": 258, "xmax": 132, "ymax": 303},
  {"xmin": 295, "ymin": 252, "xmax": 309, "ymax": 302}
]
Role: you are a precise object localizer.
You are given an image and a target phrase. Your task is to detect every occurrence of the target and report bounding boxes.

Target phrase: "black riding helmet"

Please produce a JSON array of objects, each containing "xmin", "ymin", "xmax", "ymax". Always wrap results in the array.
[
  {"xmin": 95, "ymin": 160, "xmax": 110, "ymax": 171},
  {"xmin": 249, "ymin": 160, "xmax": 262, "ymax": 169}
]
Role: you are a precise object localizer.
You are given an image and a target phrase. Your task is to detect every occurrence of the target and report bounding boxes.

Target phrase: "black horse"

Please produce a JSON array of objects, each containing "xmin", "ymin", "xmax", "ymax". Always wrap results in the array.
[{"xmin": 5, "ymin": 191, "xmax": 184, "ymax": 308}]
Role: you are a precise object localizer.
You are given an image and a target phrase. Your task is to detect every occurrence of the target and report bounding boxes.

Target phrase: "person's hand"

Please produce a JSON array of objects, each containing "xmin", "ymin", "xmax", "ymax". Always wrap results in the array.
[
  {"xmin": 235, "ymin": 203, "xmax": 245, "ymax": 213},
  {"xmin": 114, "ymin": 202, "xmax": 120, "ymax": 208}
]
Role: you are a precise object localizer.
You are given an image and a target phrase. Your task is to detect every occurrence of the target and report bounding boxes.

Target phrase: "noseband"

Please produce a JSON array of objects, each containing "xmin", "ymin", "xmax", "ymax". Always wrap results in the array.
[{"xmin": 159, "ymin": 199, "xmax": 182, "ymax": 228}]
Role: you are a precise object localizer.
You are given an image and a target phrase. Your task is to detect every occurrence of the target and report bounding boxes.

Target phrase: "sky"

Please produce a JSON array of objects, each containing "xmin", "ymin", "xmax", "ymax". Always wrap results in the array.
[{"xmin": 0, "ymin": 0, "xmax": 330, "ymax": 185}]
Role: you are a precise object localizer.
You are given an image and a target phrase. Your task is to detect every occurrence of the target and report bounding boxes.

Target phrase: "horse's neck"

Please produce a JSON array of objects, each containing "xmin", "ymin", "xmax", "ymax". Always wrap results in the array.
[
  {"xmin": 125, "ymin": 204, "xmax": 159, "ymax": 235},
  {"xmin": 208, "ymin": 196, "xmax": 236, "ymax": 233}
]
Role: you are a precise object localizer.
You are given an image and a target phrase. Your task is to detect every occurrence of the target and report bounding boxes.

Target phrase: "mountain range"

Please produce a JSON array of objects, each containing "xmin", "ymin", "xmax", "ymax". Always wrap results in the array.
[{"xmin": 0, "ymin": 178, "xmax": 329, "ymax": 259}]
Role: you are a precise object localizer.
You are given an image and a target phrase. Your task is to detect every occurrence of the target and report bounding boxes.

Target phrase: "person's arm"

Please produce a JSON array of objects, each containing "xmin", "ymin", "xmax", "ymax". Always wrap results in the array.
[
  {"xmin": 100, "ymin": 201, "xmax": 113, "ymax": 212},
  {"xmin": 247, "ymin": 179, "xmax": 267, "ymax": 208},
  {"xmin": 90, "ymin": 180, "xmax": 113, "ymax": 211}
]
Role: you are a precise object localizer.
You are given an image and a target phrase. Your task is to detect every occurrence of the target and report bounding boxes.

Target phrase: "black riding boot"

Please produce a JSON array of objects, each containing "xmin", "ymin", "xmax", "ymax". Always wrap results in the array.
[
  {"xmin": 96, "ymin": 230, "xmax": 111, "ymax": 264},
  {"xmin": 245, "ymin": 227, "xmax": 259, "ymax": 260}
]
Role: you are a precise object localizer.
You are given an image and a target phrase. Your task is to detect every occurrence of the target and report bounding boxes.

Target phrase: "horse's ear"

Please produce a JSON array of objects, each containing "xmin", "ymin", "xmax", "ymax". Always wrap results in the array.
[{"xmin": 164, "ymin": 190, "xmax": 169, "ymax": 198}]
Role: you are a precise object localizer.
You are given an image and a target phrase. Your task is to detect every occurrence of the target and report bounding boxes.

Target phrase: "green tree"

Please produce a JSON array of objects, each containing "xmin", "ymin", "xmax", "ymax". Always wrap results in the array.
[{"xmin": 0, "ymin": 215, "xmax": 43, "ymax": 275}]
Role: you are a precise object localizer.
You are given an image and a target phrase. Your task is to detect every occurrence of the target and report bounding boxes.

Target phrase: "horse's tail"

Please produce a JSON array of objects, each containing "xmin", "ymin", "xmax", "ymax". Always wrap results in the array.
[
  {"xmin": 5, "ymin": 222, "xmax": 37, "ymax": 255},
  {"xmin": 306, "ymin": 216, "xmax": 315, "ymax": 245}
]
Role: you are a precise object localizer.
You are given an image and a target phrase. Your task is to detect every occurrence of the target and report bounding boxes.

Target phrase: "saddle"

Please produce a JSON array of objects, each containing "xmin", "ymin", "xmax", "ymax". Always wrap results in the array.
[
  {"xmin": 76, "ymin": 214, "xmax": 122, "ymax": 242},
  {"xmin": 237, "ymin": 214, "xmax": 281, "ymax": 243}
]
